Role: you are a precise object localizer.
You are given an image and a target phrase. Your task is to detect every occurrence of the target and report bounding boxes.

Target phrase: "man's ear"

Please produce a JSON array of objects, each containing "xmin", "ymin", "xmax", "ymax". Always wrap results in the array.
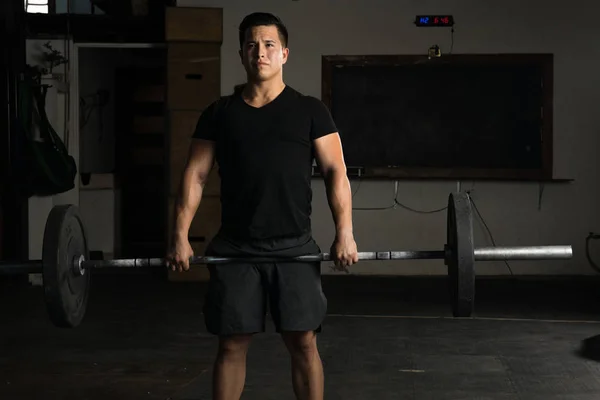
[
  {"xmin": 282, "ymin": 47, "xmax": 289, "ymax": 64},
  {"xmin": 238, "ymin": 49, "xmax": 243, "ymax": 63}
]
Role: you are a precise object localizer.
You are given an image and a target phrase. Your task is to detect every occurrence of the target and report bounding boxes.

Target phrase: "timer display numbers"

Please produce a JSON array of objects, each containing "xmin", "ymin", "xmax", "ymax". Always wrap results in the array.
[{"xmin": 415, "ymin": 15, "xmax": 454, "ymax": 27}]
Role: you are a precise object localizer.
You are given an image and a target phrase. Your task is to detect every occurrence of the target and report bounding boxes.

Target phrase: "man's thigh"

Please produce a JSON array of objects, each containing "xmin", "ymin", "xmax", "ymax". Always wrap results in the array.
[
  {"xmin": 203, "ymin": 263, "xmax": 267, "ymax": 336},
  {"xmin": 268, "ymin": 261, "xmax": 327, "ymax": 333}
]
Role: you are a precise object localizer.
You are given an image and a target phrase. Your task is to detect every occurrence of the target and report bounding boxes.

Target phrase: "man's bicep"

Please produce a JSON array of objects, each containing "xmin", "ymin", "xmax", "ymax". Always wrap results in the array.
[
  {"xmin": 186, "ymin": 139, "xmax": 216, "ymax": 183},
  {"xmin": 313, "ymin": 132, "xmax": 346, "ymax": 175}
]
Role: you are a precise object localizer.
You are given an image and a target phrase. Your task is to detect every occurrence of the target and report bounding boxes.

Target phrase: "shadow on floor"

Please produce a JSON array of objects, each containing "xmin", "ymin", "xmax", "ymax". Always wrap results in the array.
[{"xmin": 2, "ymin": 273, "xmax": 600, "ymax": 399}]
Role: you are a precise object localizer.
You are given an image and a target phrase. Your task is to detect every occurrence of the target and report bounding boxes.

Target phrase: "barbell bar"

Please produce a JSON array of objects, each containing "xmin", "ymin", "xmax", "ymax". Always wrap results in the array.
[
  {"xmin": 81, "ymin": 246, "xmax": 572, "ymax": 266},
  {"xmin": 0, "ymin": 247, "xmax": 571, "ymax": 271},
  {"xmin": 0, "ymin": 192, "xmax": 573, "ymax": 328}
]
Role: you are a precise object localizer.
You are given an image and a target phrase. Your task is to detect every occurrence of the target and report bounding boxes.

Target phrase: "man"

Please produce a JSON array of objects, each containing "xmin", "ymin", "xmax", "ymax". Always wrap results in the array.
[{"xmin": 166, "ymin": 12, "xmax": 358, "ymax": 400}]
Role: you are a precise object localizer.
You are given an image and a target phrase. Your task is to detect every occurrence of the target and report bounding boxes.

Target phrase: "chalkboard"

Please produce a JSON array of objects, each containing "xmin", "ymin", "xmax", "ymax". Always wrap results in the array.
[{"xmin": 322, "ymin": 55, "xmax": 553, "ymax": 180}]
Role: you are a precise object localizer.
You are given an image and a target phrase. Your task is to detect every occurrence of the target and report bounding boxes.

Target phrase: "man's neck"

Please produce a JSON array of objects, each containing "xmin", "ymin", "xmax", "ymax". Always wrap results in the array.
[{"xmin": 242, "ymin": 78, "xmax": 286, "ymax": 108}]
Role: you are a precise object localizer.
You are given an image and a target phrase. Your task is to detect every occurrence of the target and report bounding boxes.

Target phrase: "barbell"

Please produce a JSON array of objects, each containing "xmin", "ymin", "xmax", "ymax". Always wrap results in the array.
[{"xmin": 0, "ymin": 192, "xmax": 573, "ymax": 328}]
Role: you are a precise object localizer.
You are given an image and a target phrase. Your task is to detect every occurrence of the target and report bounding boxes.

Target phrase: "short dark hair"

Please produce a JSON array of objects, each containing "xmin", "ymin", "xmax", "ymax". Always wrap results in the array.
[{"xmin": 238, "ymin": 12, "xmax": 288, "ymax": 49}]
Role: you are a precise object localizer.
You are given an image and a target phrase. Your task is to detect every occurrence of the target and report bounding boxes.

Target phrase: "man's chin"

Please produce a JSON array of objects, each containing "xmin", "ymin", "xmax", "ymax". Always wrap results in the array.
[{"xmin": 248, "ymin": 73, "xmax": 272, "ymax": 82}]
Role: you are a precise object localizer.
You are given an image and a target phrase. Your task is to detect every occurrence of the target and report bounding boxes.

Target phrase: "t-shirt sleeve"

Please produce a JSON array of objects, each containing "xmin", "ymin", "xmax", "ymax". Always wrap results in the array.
[
  {"xmin": 309, "ymin": 97, "xmax": 338, "ymax": 141},
  {"xmin": 192, "ymin": 100, "xmax": 219, "ymax": 141}
]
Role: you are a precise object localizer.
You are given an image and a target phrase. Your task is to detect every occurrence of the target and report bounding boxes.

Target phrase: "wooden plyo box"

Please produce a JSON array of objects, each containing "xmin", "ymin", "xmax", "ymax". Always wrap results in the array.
[
  {"xmin": 165, "ymin": 6, "xmax": 223, "ymax": 282},
  {"xmin": 167, "ymin": 43, "xmax": 221, "ymax": 111},
  {"xmin": 165, "ymin": 7, "xmax": 223, "ymax": 43}
]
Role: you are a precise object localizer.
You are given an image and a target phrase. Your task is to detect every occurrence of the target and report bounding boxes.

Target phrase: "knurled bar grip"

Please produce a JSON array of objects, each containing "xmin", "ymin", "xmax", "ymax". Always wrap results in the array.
[{"xmin": 78, "ymin": 246, "xmax": 572, "ymax": 269}]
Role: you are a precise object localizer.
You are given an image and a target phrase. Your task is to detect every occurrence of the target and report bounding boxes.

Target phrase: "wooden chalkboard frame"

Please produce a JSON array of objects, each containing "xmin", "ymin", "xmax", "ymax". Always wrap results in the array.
[{"xmin": 321, "ymin": 54, "xmax": 554, "ymax": 181}]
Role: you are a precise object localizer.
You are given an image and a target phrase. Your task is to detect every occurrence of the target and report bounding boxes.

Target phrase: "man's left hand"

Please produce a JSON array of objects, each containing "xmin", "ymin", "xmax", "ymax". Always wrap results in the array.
[{"xmin": 330, "ymin": 231, "xmax": 358, "ymax": 272}]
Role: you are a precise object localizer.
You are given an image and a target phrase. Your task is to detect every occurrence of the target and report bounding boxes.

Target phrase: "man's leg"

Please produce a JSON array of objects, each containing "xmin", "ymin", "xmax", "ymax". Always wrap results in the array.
[
  {"xmin": 203, "ymin": 261, "xmax": 267, "ymax": 400},
  {"xmin": 269, "ymin": 258, "xmax": 327, "ymax": 400},
  {"xmin": 212, "ymin": 334, "xmax": 253, "ymax": 400},
  {"xmin": 281, "ymin": 330, "xmax": 324, "ymax": 400}
]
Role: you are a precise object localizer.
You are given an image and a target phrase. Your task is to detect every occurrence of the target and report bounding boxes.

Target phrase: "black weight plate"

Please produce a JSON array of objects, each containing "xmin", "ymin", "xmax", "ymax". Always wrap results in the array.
[
  {"xmin": 446, "ymin": 192, "xmax": 475, "ymax": 317},
  {"xmin": 42, "ymin": 205, "xmax": 91, "ymax": 328}
]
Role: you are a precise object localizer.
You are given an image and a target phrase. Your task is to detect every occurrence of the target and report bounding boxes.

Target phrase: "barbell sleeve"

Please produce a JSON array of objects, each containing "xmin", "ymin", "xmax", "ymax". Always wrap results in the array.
[{"xmin": 473, "ymin": 245, "xmax": 573, "ymax": 261}]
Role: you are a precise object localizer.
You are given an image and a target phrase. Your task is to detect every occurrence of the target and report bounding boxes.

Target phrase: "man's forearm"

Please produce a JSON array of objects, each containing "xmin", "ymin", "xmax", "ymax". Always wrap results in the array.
[
  {"xmin": 324, "ymin": 168, "xmax": 353, "ymax": 236},
  {"xmin": 172, "ymin": 168, "xmax": 205, "ymax": 240}
]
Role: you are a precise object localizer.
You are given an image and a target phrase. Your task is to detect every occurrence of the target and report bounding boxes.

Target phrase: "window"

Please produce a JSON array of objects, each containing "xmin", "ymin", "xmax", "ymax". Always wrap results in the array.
[{"xmin": 24, "ymin": 0, "xmax": 49, "ymax": 13}]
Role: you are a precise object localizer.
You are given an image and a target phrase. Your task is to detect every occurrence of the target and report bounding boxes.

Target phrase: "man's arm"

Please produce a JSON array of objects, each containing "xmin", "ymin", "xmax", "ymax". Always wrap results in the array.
[
  {"xmin": 172, "ymin": 139, "xmax": 216, "ymax": 241},
  {"xmin": 313, "ymin": 133, "xmax": 353, "ymax": 236}
]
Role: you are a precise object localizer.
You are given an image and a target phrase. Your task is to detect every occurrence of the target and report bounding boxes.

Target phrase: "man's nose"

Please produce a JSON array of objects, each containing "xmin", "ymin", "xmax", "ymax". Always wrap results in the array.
[{"xmin": 256, "ymin": 43, "xmax": 266, "ymax": 58}]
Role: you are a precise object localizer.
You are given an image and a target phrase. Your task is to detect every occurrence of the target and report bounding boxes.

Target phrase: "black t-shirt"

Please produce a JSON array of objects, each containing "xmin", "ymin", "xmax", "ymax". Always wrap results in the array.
[{"xmin": 192, "ymin": 85, "xmax": 338, "ymax": 242}]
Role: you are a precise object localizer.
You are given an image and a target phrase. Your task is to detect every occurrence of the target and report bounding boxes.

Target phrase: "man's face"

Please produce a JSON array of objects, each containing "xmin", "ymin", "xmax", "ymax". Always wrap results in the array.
[{"xmin": 240, "ymin": 25, "xmax": 289, "ymax": 82}]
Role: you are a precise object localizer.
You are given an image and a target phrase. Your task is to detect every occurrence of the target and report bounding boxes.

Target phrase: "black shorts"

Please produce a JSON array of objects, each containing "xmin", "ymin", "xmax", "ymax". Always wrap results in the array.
[{"xmin": 202, "ymin": 232, "xmax": 327, "ymax": 336}]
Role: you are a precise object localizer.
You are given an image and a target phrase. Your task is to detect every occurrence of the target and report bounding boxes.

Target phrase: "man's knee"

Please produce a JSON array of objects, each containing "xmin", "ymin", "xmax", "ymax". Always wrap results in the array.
[
  {"xmin": 218, "ymin": 334, "xmax": 253, "ymax": 360},
  {"xmin": 281, "ymin": 331, "xmax": 318, "ymax": 357}
]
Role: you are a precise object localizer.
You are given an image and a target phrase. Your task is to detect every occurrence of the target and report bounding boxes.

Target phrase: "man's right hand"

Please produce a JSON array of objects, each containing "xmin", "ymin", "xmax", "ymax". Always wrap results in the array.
[{"xmin": 166, "ymin": 235, "xmax": 194, "ymax": 272}]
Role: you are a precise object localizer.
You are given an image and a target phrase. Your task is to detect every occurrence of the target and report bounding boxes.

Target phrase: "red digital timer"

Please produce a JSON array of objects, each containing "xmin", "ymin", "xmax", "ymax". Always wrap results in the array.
[{"xmin": 415, "ymin": 15, "xmax": 454, "ymax": 27}]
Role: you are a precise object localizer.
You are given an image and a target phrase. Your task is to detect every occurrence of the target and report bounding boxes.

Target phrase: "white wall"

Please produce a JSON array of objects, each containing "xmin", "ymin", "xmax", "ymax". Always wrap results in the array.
[
  {"xmin": 24, "ymin": 41, "xmax": 125, "ymax": 268},
  {"xmin": 175, "ymin": 0, "xmax": 600, "ymax": 276},
  {"xmin": 25, "ymin": 41, "xmax": 166, "ymax": 268},
  {"xmin": 25, "ymin": 39, "xmax": 80, "ymax": 284},
  {"xmin": 79, "ymin": 176, "xmax": 119, "ymax": 260}
]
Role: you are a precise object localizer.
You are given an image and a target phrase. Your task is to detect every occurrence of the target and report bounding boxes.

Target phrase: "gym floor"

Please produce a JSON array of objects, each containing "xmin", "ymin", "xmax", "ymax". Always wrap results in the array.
[{"xmin": 2, "ymin": 272, "xmax": 600, "ymax": 399}]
